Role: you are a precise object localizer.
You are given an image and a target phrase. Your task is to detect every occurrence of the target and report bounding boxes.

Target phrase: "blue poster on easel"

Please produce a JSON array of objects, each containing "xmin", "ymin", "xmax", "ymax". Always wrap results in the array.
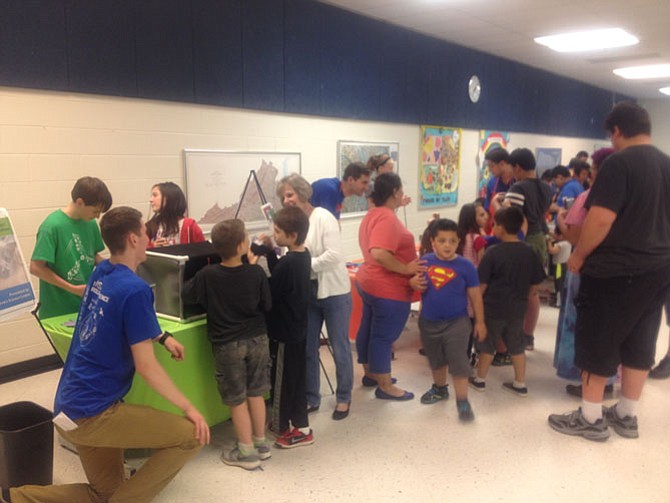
[{"xmin": 0, "ymin": 208, "xmax": 36, "ymax": 321}]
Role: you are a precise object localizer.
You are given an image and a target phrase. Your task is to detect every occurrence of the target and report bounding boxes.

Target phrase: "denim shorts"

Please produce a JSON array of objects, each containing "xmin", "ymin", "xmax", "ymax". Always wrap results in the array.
[{"xmin": 212, "ymin": 334, "xmax": 271, "ymax": 406}]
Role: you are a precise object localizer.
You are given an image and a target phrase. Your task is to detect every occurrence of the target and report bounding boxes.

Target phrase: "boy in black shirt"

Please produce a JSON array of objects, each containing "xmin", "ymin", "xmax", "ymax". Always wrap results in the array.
[
  {"xmin": 265, "ymin": 207, "xmax": 314, "ymax": 448},
  {"xmin": 182, "ymin": 219, "xmax": 272, "ymax": 470},
  {"xmin": 469, "ymin": 207, "xmax": 545, "ymax": 397}
]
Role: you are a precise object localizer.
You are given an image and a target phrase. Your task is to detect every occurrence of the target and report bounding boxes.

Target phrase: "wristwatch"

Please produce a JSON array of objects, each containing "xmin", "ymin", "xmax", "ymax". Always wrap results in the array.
[{"xmin": 158, "ymin": 332, "xmax": 173, "ymax": 345}]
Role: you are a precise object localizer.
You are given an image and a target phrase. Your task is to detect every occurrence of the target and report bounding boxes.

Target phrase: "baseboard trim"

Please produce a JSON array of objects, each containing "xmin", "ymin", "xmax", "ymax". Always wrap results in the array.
[{"xmin": 0, "ymin": 354, "xmax": 63, "ymax": 384}]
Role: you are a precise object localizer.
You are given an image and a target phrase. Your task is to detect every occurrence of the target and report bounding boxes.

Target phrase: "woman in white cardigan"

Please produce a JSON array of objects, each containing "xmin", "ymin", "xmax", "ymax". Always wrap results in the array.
[{"xmin": 276, "ymin": 174, "xmax": 353, "ymax": 420}]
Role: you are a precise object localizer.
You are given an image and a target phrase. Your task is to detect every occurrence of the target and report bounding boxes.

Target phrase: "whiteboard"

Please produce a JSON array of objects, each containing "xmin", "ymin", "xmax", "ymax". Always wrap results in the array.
[{"xmin": 183, "ymin": 150, "xmax": 301, "ymax": 232}]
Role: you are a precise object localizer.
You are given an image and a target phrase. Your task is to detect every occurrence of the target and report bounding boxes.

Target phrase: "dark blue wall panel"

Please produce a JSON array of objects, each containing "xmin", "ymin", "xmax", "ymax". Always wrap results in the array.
[
  {"xmin": 65, "ymin": 0, "xmax": 137, "ymax": 97},
  {"xmin": 284, "ymin": 0, "xmax": 322, "ymax": 114},
  {"xmin": 135, "ymin": 0, "xmax": 194, "ymax": 102},
  {"xmin": 0, "ymin": 0, "xmax": 68, "ymax": 90},
  {"xmin": 192, "ymin": 0, "xmax": 244, "ymax": 107},
  {"xmin": 241, "ymin": 0, "xmax": 284, "ymax": 111},
  {"xmin": 0, "ymin": 0, "xmax": 626, "ymax": 138}
]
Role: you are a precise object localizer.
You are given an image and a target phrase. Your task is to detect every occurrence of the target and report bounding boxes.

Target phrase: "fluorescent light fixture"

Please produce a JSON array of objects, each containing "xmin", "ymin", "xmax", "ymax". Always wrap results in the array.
[
  {"xmin": 660, "ymin": 87, "xmax": 670, "ymax": 96},
  {"xmin": 534, "ymin": 28, "xmax": 638, "ymax": 53},
  {"xmin": 613, "ymin": 64, "xmax": 670, "ymax": 79}
]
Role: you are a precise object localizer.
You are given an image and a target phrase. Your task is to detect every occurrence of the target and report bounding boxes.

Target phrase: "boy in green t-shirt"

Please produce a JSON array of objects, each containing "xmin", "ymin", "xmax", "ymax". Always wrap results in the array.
[{"xmin": 30, "ymin": 177, "xmax": 112, "ymax": 319}]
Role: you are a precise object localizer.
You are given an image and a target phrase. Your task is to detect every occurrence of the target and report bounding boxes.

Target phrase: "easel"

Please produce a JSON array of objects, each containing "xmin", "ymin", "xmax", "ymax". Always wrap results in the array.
[{"xmin": 235, "ymin": 170, "xmax": 268, "ymax": 218}]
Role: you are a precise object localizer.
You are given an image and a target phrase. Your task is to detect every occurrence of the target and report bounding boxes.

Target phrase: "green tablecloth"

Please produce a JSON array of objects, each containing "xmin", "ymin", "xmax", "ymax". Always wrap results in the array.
[{"xmin": 42, "ymin": 314, "xmax": 230, "ymax": 427}]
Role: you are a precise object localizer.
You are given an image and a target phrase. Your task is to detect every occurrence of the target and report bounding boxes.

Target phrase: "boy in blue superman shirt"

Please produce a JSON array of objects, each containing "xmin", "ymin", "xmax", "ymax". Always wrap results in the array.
[{"xmin": 411, "ymin": 219, "xmax": 486, "ymax": 421}]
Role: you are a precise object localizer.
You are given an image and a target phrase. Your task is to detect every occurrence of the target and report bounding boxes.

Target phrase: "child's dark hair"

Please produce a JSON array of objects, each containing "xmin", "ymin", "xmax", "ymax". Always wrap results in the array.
[
  {"xmin": 509, "ymin": 148, "xmax": 536, "ymax": 171},
  {"xmin": 211, "ymin": 219, "xmax": 246, "ymax": 259},
  {"xmin": 71, "ymin": 177, "xmax": 113, "ymax": 212},
  {"xmin": 369, "ymin": 172, "xmax": 402, "ymax": 207},
  {"xmin": 494, "ymin": 207, "xmax": 524, "ymax": 235},
  {"xmin": 430, "ymin": 218, "xmax": 458, "ymax": 239},
  {"xmin": 99, "ymin": 206, "xmax": 142, "ymax": 255},
  {"xmin": 456, "ymin": 202, "xmax": 482, "ymax": 254},
  {"xmin": 146, "ymin": 182, "xmax": 188, "ymax": 241},
  {"xmin": 273, "ymin": 206, "xmax": 310, "ymax": 245}
]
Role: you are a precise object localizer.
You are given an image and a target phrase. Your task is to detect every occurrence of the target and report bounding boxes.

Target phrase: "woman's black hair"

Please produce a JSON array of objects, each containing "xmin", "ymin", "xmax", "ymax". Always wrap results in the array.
[
  {"xmin": 146, "ymin": 182, "xmax": 188, "ymax": 240},
  {"xmin": 369, "ymin": 172, "xmax": 402, "ymax": 207}
]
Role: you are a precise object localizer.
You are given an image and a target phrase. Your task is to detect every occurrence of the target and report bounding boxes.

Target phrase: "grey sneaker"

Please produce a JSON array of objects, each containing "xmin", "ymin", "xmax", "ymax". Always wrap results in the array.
[
  {"xmin": 221, "ymin": 446, "xmax": 261, "ymax": 470},
  {"xmin": 420, "ymin": 384, "xmax": 450, "ymax": 404},
  {"xmin": 468, "ymin": 376, "xmax": 486, "ymax": 392},
  {"xmin": 255, "ymin": 440, "xmax": 273, "ymax": 460},
  {"xmin": 548, "ymin": 408, "xmax": 610, "ymax": 442},
  {"xmin": 604, "ymin": 405, "xmax": 639, "ymax": 439},
  {"xmin": 502, "ymin": 382, "xmax": 528, "ymax": 397}
]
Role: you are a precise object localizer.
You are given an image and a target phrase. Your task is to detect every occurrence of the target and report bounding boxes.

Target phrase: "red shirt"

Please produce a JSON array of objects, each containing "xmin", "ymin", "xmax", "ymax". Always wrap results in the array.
[{"xmin": 356, "ymin": 206, "xmax": 417, "ymax": 302}]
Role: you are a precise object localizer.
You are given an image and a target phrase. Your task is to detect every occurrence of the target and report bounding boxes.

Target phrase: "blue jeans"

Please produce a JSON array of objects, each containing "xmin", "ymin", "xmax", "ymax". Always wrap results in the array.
[
  {"xmin": 306, "ymin": 292, "xmax": 354, "ymax": 407},
  {"xmin": 355, "ymin": 283, "xmax": 411, "ymax": 375}
]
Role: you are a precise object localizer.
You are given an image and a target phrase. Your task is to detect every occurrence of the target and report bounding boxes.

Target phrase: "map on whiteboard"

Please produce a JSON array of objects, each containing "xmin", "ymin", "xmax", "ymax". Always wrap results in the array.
[{"xmin": 184, "ymin": 151, "xmax": 301, "ymax": 231}]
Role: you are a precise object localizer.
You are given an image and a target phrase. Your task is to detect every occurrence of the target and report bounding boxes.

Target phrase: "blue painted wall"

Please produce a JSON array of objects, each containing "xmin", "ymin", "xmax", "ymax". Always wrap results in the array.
[{"xmin": 0, "ymin": 0, "xmax": 629, "ymax": 138}]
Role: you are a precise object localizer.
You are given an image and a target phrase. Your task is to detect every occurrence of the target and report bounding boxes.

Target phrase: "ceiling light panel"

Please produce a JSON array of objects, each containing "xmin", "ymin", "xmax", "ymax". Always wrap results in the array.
[
  {"xmin": 613, "ymin": 64, "xmax": 670, "ymax": 79},
  {"xmin": 534, "ymin": 28, "xmax": 638, "ymax": 53}
]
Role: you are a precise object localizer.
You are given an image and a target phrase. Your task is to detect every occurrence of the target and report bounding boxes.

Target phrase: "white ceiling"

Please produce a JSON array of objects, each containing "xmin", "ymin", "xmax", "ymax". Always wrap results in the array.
[{"xmin": 319, "ymin": 0, "xmax": 670, "ymax": 100}]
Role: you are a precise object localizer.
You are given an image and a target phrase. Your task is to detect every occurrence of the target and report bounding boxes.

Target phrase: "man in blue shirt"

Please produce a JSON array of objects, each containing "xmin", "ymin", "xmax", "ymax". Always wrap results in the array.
[
  {"xmin": 8, "ymin": 207, "xmax": 210, "ymax": 503},
  {"xmin": 310, "ymin": 162, "xmax": 371, "ymax": 219},
  {"xmin": 551, "ymin": 163, "xmax": 588, "ymax": 211}
]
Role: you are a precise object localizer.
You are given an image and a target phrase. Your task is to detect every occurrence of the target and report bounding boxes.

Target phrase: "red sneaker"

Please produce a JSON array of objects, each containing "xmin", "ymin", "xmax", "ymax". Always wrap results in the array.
[{"xmin": 274, "ymin": 428, "xmax": 314, "ymax": 449}]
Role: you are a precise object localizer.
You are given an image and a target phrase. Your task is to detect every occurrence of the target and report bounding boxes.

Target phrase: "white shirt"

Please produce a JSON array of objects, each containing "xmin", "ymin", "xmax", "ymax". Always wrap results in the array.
[{"xmin": 305, "ymin": 207, "xmax": 351, "ymax": 299}]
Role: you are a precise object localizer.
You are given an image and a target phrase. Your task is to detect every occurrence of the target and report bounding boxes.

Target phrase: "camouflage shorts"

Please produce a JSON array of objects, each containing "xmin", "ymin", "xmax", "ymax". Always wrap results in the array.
[{"xmin": 212, "ymin": 334, "xmax": 271, "ymax": 406}]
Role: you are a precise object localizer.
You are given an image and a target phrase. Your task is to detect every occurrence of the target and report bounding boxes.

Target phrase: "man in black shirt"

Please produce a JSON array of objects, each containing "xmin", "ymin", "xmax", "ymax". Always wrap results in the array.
[{"xmin": 549, "ymin": 102, "xmax": 670, "ymax": 441}]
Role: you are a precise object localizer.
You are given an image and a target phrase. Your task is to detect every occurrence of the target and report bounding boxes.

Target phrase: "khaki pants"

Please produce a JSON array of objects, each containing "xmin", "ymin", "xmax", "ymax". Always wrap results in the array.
[{"xmin": 11, "ymin": 402, "xmax": 202, "ymax": 503}]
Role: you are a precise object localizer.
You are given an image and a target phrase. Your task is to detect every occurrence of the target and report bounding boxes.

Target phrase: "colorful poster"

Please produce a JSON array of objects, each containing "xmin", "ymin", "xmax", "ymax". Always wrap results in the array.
[
  {"xmin": 477, "ymin": 130, "xmax": 510, "ymax": 200},
  {"xmin": 419, "ymin": 126, "xmax": 461, "ymax": 208},
  {"xmin": 0, "ymin": 208, "xmax": 37, "ymax": 321}
]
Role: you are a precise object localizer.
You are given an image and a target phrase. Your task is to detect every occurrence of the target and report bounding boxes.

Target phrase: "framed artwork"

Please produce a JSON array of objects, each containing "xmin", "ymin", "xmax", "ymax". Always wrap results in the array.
[
  {"xmin": 184, "ymin": 150, "xmax": 301, "ymax": 232},
  {"xmin": 337, "ymin": 140, "xmax": 399, "ymax": 218},
  {"xmin": 535, "ymin": 148, "xmax": 562, "ymax": 176},
  {"xmin": 477, "ymin": 130, "xmax": 510, "ymax": 199},
  {"xmin": 419, "ymin": 126, "xmax": 462, "ymax": 209}
]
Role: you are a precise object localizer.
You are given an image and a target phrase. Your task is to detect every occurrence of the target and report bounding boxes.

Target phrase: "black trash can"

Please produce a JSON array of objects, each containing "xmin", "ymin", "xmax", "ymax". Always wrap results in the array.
[{"xmin": 0, "ymin": 401, "xmax": 54, "ymax": 490}]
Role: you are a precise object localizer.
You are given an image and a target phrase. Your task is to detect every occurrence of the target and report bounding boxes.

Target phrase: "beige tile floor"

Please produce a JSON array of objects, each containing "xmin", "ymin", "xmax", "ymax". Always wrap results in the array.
[{"xmin": 2, "ymin": 305, "xmax": 670, "ymax": 502}]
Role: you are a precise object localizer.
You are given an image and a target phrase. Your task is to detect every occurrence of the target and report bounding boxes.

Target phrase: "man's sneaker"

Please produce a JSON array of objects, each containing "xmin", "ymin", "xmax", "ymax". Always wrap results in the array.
[
  {"xmin": 502, "ymin": 382, "xmax": 528, "ymax": 397},
  {"xmin": 548, "ymin": 408, "xmax": 610, "ymax": 442},
  {"xmin": 604, "ymin": 405, "xmax": 639, "ymax": 439},
  {"xmin": 524, "ymin": 334, "xmax": 534, "ymax": 351},
  {"xmin": 254, "ymin": 440, "xmax": 273, "ymax": 460},
  {"xmin": 649, "ymin": 355, "xmax": 670, "ymax": 379},
  {"xmin": 457, "ymin": 400, "xmax": 475, "ymax": 422},
  {"xmin": 565, "ymin": 383, "xmax": 614, "ymax": 398},
  {"xmin": 491, "ymin": 352, "xmax": 512, "ymax": 366},
  {"xmin": 221, "ymin": 446, "xmax": 261, "ymax": 470},
  {"xmin": 274, "ymin": 428, "xmax": 314, "ymax": 449},
  {"xmin": 468, "ymin": 376, "xmax": 486, "ymax": 392},
  {"xmin": 420, "ymin": 384, "xmax": 449, "ymax": 404}
]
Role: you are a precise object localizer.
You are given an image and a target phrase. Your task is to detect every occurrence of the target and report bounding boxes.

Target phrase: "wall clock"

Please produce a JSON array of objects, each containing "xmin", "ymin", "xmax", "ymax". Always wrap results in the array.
[{"xmin": 468, "ymin": 75, "xmax": 481, "ymax": 103}]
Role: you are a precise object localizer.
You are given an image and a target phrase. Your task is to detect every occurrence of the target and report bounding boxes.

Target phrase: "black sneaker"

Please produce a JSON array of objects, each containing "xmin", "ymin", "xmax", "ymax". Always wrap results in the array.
[
  {"xmin": 491, "ymin": 352, "xmax": 512, "ymax": 366},
  {"xmin": 565, "ymin": 383, "xmax": 614, "ymax": 398},
  {"xmin": 604, "ymin": 405, "xmax": 639, "ymax": 439},
  {"xmin": 468, "ymin": 376, "xmax": 486, "ymax": 392},
  {"xmin": 649, "ymin": 355, "xmax": 670, "ymax": 379},
  {"xmin": 457, "ymin": 400, "xmax": 475, "ymax": 422},
  {"xmin": 502, "ymin": 382, "xmax": 528, "ymax": 397},
  {"xmin": 524, "ymin": 334, "xmax": 534, "ymax": 351},
  {"xmin": 420, "ymin": 384, "xmax": 449, "ymax": 404},
  {"xmin": 548, "ymin": 408, "xmax": 610, "ymax": 442}
]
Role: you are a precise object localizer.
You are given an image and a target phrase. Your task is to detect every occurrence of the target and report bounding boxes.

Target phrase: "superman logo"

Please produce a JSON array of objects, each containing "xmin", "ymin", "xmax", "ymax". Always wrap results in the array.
[{"xmin": 427, "ymin": 265, "xmax": 456, "ymax": 290}]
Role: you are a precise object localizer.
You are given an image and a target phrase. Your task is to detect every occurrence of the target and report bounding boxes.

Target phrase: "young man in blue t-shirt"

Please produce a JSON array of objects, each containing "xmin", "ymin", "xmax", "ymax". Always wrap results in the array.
[
  {"xmin": 8, "ymin": 207, "xmax": 209, "ymax": 503},
  {"xmin": 411, "ymin": 219, "xmax": 486, "ymax": 422},
  {"xmin": 310, "ymin": 162, "xmax": 371, "ymax": 219}
]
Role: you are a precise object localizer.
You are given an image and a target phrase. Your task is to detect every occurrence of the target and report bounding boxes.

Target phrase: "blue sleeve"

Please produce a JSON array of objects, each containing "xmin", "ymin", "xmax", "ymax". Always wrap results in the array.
[
  {"xmin": 463, "ymin": 259, "xmax": 480, "ymax": 287},
  {"xmin": 311, "ymin": 181, "xmax": 339, "ymax": 217},
  {"xmin": 124, "ymin": 286, "xmax": 162, "ymax": 345}
]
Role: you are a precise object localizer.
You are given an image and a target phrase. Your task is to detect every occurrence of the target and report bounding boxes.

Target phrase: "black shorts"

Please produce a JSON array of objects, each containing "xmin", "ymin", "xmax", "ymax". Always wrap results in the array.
[
  {"xmin": 477, "ymin": 315, "xmax": 525, "ymax": 356},
  {"xmin": 575, "ymin": 265, "xmax": 670, "ymax": 376}
]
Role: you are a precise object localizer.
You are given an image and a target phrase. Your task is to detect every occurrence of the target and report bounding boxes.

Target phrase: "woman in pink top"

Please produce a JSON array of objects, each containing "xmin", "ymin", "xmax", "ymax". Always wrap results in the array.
[{"xmin": 356, "ymin": 173, "xmax": 425, "ymax": 400}]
